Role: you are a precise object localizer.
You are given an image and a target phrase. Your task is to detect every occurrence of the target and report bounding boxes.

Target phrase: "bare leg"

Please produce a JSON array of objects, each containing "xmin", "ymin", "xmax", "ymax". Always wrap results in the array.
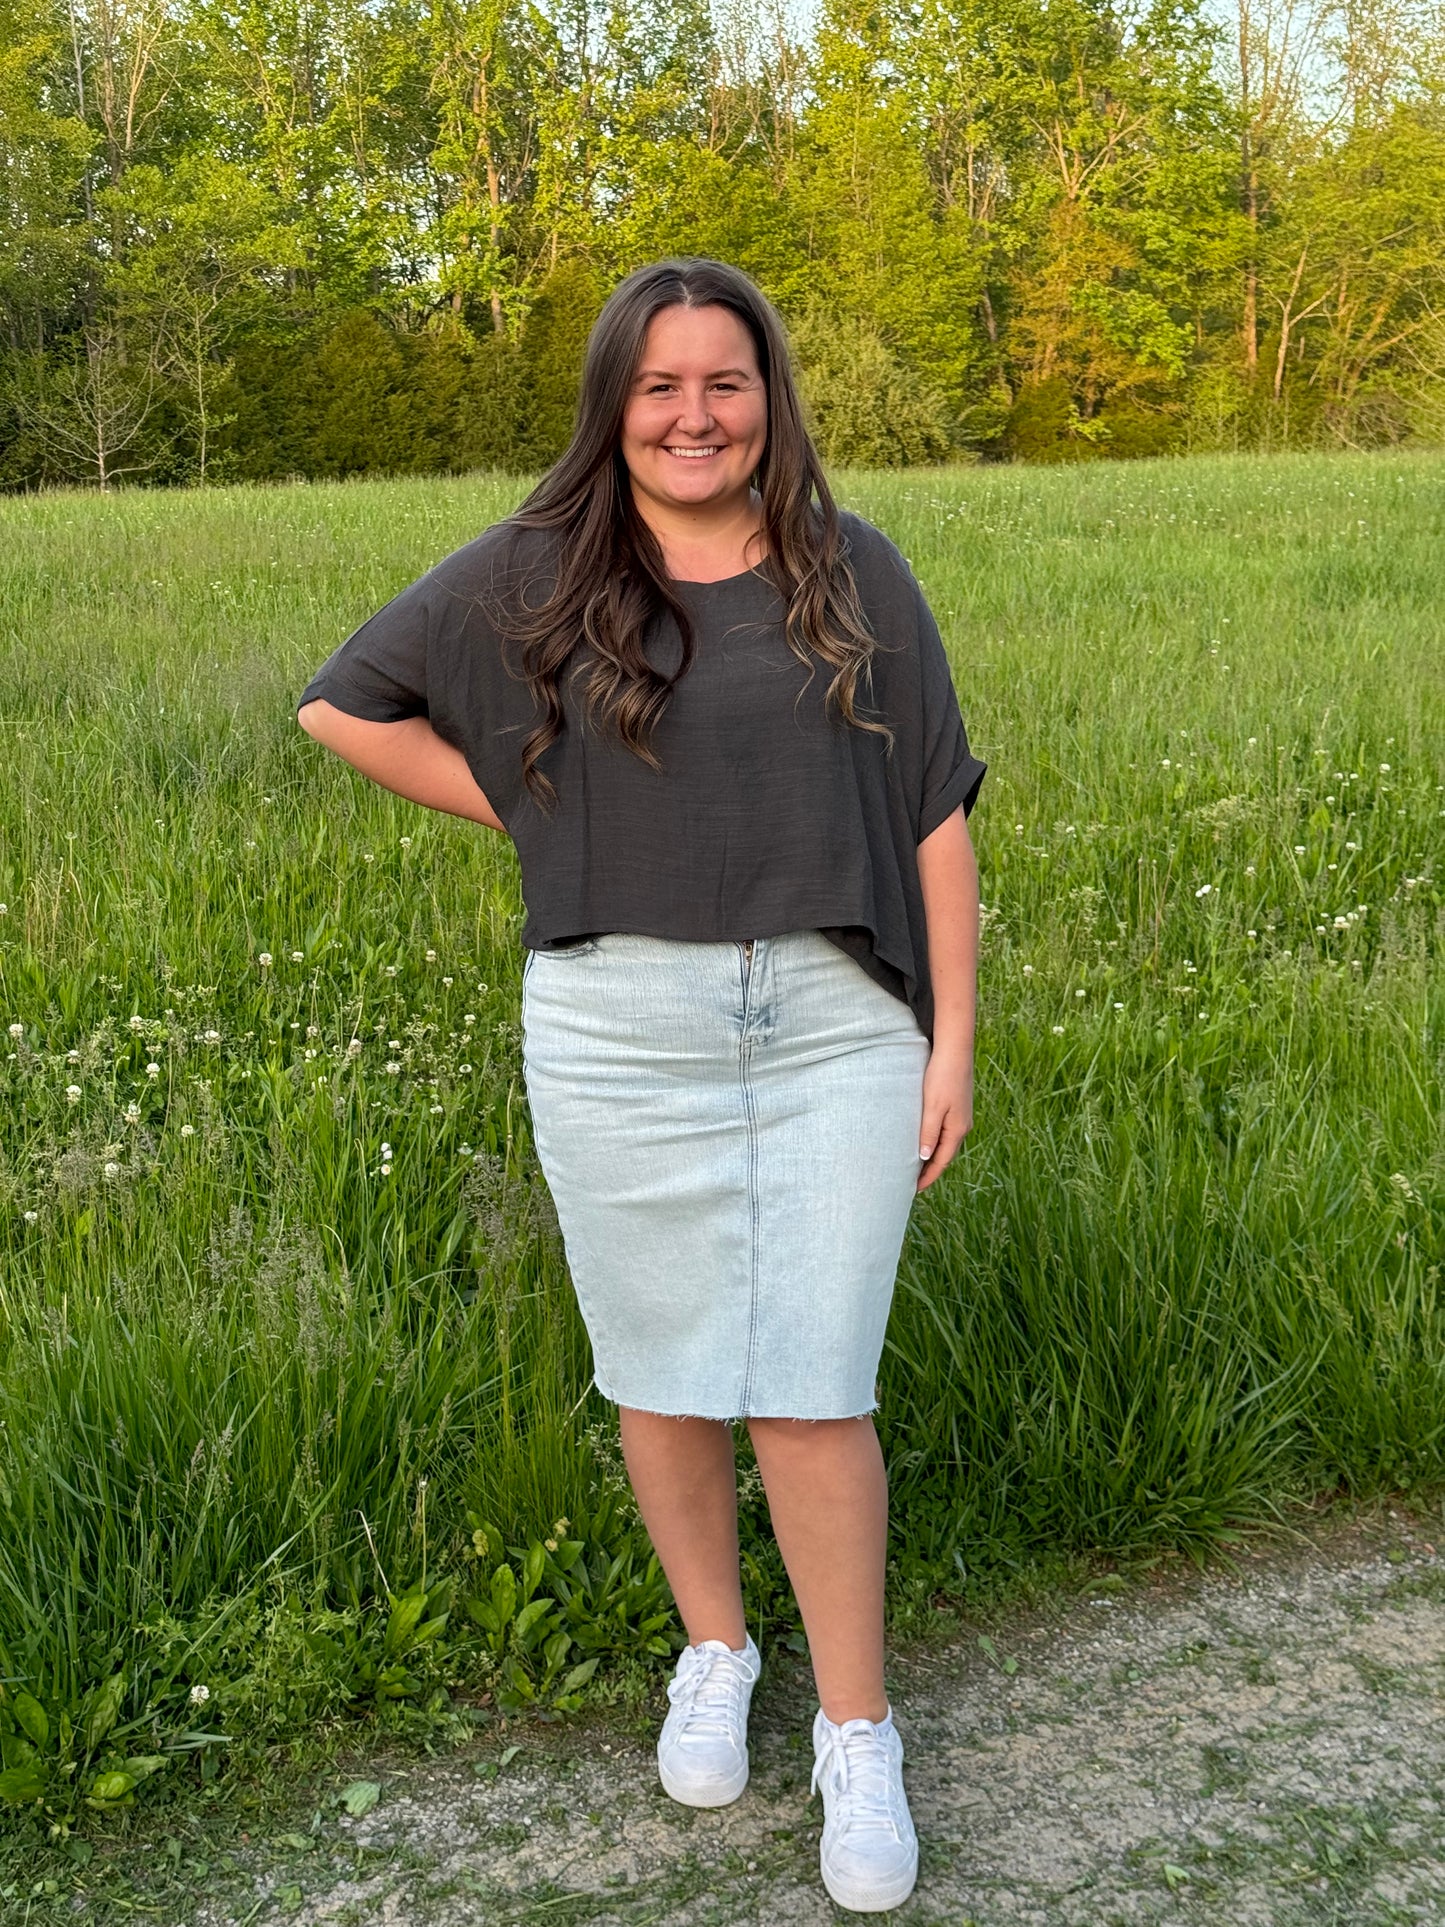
[
  {"xmin": 746, "ymin": 1415, "xmax": 889, "ymax": 1723},
  {"xmin": 617, "ymin": 1407, "xmax": 748, "ymax": 1649}
]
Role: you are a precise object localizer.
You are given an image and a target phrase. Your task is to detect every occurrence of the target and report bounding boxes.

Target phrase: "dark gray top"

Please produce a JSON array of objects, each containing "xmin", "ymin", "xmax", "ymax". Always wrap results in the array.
[{"xmin": 297, "ymin": 508, "xmax": 986, "ymax": 1044}]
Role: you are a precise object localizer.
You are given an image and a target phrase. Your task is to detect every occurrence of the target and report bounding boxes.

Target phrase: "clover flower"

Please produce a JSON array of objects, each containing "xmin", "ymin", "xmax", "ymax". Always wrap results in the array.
[
  {"xmin": 7, "ymin": 1023, "xmax": 21, "ymax": 1040},
  {"xmin": 65, "ymin": 1084, "xmax": 81, "ymax": 1103}
]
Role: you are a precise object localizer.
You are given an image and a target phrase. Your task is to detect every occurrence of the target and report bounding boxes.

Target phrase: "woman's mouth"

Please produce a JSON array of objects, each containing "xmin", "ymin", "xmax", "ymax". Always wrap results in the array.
[{"xmin": 663, "ymin": 445, "xmax": 724, "ymax": 460}]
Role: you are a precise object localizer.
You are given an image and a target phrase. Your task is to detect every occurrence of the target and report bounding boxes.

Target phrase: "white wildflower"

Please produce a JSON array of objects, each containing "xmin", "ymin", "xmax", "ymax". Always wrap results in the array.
[
  {"xmin": 180, "ymin": 1124, "xmax": 195, "ymax": 1137},
  {"xmin": 258, "ymin": 952, "xmax": 273, "ymax": 968},
  {"xmin": 383, "ymin": 965, "xmax": 398, "ymax": 978},
  {"xmin": 425, "ymin": 949, "xmax": 437, "ymax": 963},
  {"xmin": 1293, "ymin": 845, "xmax": 1306, "ymax": 856},
  {"xmin": 103, "ymin": 1161, "xmax": 120, "ymax": 1179},
  {"xmin": 1051, "ymin": 1025, "xmax": 1065, "ymax": 1035},
  {"xmin": 1379, "ymin": 763, "xmax": 1391, "ymax": 773},
  {"xmin": 7, "ymin": 1023, "xmax": 21, "ymax": 1040},
  {"xmin": 290, "ymin": 951, "xmax": 303, "ymax": 963},
  {"xmin": 1195, "ymin": 883, "xmax": 1212, "ymax": 897},
  {"xmin": 385, "ymin": 1061, "xmax": 400, "ymax": 1074},
  {"xmin": 146, "ymin": 1062, "xmax": 160, "ymax": 1078},
  {"xmin": 380, "ymin": 1162, "xmax": 392, "ymax": 1176},
  {"xmin": 204, "ymin": 1029, "xmax": 220, "ymax": 1043},
  {"xmin": 348, "ymin": 1038, "xmax": 363, "ymax": 1056},
  {"xmin": 458, "ymin": 1064, "xmax": 472, "ymax": 1074},
  {"xmin": 65, "ymin": 1084, "xmax": 81, "ymax": 1102},
  {"xmin": 1022, "ymin": 965, "xmax": 1034, "ymax": 977},
  {"xmin": 128, "ymin": 1015, "xmax": 145, "ymax": 1031},
  {"xmin": 400, "ymin": 837, "xmax": 412, "ymax": 849},
  {"xmin": 189, "ymin": 1683, "xmax": 210, "ymax": 1706},
  {"xmin": 23, "ymin": 1209, "xmax": 38, "ymax": 1223}
]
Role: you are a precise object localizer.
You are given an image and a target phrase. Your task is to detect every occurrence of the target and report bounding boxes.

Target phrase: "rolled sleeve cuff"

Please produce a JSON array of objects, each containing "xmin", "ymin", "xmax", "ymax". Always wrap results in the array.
[{"xmin": 918, "ymin": 752, "xmax": 987, "ymax": 842}]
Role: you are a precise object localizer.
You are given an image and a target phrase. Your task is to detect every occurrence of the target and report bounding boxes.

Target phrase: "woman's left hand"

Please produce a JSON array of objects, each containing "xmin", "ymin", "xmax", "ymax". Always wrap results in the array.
[{"xmin": 916, "ymin": 1040, "xmax": 973, "ymax": 1193}]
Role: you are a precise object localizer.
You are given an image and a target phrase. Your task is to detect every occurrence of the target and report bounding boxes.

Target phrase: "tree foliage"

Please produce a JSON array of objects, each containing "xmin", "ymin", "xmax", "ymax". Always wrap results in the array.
[{"xmin": 1, "ymin": 0, "xmax": 1442, "ymax": 484}]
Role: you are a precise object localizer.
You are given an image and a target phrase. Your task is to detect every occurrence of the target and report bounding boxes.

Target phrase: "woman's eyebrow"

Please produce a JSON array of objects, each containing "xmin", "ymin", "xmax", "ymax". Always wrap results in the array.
[{"xmin": 634, "ymin": 367, "xmax": 753, "ymax": 380}]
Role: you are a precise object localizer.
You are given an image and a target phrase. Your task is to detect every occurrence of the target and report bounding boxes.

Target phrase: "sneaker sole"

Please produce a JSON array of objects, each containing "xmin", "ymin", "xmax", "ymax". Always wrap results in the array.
[
  {"xmin": 819, "ymin": 1853, "xmax": 919, "ymax": 1913},
  {"xmin": 657, "ymin": 1754, "xmax": 750, "ymax": 1808}
]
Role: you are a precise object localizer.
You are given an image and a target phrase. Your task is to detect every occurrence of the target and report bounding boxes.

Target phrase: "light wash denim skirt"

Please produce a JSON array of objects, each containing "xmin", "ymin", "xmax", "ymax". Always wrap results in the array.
[{"xmin": 520, "ymin": 929, "xmax": 931, "ymax": 1421}]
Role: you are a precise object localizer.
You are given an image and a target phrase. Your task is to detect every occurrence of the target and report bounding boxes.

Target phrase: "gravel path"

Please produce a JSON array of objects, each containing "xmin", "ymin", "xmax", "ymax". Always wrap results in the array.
[{"xmin": 197, "ymin": 1515, "xmax": 1445, "ymax": 1926}]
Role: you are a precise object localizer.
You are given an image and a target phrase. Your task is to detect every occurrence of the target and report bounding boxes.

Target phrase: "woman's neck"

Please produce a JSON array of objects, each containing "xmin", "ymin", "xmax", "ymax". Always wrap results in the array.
[{"xmin": 634, "ymin": 486, "xmax": 768, "ymax": 582}]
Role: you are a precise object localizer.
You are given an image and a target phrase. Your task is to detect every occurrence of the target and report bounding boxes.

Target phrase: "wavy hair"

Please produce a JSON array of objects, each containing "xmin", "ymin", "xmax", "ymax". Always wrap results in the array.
[{"xmin": 489, "ymin": 256, "xmax": 895, "ymax": 812}]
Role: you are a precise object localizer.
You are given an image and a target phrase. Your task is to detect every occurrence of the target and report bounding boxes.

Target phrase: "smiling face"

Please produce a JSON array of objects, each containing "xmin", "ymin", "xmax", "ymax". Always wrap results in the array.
[{"xmin": 618, "ymin": 303, "xmax": 769, "ymax": 524}]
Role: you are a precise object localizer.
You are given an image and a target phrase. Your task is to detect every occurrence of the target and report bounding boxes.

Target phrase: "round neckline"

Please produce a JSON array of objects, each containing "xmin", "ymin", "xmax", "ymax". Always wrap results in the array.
[{"xmin": 670, "ymin": 563, "xmax": 771, "ymax": 589}]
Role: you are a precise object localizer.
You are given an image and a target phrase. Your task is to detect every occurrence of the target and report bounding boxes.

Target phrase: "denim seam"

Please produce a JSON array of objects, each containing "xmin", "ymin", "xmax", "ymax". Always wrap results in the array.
[{"xmin": 736, "ymin": 943, "xmax": 762, "ymax": 1418}]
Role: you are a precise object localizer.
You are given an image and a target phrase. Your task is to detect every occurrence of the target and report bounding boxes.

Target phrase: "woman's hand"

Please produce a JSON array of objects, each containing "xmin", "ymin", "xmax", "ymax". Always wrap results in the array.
[{"xmin": 917, "ymin": 1038, "xmax": 973, "ymax": 1192}]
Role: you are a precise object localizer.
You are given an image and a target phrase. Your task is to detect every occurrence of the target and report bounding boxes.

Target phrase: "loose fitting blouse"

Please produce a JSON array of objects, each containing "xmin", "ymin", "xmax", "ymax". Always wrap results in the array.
[{"xmin": 296, "ymin": 508, "xmax": 987, "ymax": 1045}]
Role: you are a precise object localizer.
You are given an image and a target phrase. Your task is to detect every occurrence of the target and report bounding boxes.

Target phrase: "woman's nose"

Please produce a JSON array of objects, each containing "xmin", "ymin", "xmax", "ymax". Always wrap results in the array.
[{"xmin": 672, "ymin": 388, "xmax": 716, "ymax": 433}]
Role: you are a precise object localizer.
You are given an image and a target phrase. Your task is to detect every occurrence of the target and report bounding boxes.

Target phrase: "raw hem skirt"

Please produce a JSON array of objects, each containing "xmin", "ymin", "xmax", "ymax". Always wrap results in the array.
[{"xmin": 520, "ymin": 929, "xmax": 931, "ymax": 1422}]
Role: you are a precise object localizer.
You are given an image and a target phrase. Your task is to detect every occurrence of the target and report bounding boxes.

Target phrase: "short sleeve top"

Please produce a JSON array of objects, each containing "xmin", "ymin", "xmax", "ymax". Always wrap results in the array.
[{"xmin": 296, "ymin": 508, "xmax": 986, "ymax": 1044}]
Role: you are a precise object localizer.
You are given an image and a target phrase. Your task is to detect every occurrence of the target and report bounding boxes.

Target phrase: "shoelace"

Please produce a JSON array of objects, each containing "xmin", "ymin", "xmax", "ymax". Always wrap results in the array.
[
  {"xmin": 665, "ymin": 1643, "xmax": 759, "ymax": 1745},
  {"xmin": 811, "ymin": 1719, "xmax": 909, "ymax": 1840}
]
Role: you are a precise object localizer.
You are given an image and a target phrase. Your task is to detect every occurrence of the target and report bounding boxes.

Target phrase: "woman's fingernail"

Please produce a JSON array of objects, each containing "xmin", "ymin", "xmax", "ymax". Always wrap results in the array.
[{"xmin": 919, "ymin": 1146, "xmax": 933, "ymax": 1159}]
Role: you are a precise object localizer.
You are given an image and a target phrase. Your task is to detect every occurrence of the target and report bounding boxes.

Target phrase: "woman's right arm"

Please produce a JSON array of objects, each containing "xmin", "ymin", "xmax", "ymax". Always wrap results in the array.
[{"xmin": 297, "ymin": 700, "xmax": 508, "ymax": 834}]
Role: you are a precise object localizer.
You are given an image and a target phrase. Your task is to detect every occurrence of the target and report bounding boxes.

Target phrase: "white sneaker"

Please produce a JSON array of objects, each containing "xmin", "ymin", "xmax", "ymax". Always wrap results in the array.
[
  {"xmin": 656, "ymin": 1635, "xmax": 762, "ymax": 1807},
  {"xmin": 811, "ymin": 1706, "xmax": 919, "ymax": 1913}
]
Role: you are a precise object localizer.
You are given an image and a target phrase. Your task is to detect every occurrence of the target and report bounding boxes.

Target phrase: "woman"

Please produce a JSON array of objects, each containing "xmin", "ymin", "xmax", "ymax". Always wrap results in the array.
[{"xmin": 297, "ymin": 256, "xmax": 985, "ymax": 1915}]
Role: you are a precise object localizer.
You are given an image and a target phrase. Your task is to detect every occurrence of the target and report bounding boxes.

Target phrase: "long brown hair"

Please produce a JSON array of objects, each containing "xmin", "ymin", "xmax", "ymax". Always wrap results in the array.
[{"xmin": 490, "ymin": 256, "xmax": 896, "ymax": 812}]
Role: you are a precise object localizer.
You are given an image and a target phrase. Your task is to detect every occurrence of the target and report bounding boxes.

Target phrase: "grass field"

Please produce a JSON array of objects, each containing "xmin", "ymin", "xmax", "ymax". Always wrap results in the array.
[{"xmin": 0, "ymin": 449, "xmax": 1441, "ymax": 1825}]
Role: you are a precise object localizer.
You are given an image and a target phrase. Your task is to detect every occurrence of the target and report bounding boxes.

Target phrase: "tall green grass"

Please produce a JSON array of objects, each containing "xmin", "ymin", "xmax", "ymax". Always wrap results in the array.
[{"xmin": 0, "ymin": 451, "xmax": 1441, "ymax": 1797}]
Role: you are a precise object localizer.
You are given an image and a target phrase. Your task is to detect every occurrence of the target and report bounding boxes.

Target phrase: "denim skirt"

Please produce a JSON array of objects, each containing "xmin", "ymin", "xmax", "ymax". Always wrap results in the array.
[{"xmin": 520, "ymin": 929, "xmax": 931, "ymax": 1421}]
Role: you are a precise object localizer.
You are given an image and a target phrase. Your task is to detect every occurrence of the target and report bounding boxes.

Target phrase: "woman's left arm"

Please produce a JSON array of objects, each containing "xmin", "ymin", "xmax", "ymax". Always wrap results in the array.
[{"xmin": 915, "ymin": 804, "xmax": 979, "ymax": 1193}]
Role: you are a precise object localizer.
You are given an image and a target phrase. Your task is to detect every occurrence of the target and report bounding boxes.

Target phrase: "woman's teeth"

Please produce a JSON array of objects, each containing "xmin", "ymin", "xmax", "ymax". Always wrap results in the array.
[{"xmin": 666, "ymin": 446, "xmax": 722, "ymax": 457}]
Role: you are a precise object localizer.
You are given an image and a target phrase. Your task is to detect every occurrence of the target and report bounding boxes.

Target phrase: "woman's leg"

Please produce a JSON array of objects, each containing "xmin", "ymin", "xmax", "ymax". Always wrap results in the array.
[
  {"xmin": 618, "ymin": 1407, "xmax": 748, "ymax": 1649},
  {"xmin": 746, "ymin": 1415, "xmax": 889, "ymax": 1723}
]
